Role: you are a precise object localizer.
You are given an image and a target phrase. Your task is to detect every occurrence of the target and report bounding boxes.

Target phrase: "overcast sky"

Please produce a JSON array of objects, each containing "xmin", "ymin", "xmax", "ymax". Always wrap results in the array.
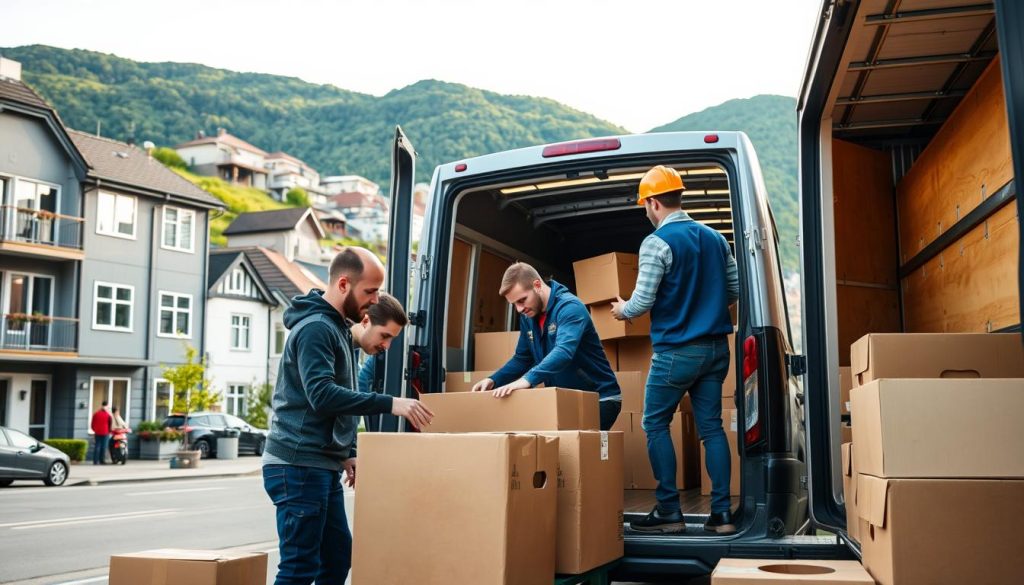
[{"xmin": 4, "ymin": 0, "xmax": 823, "ymax": 132}]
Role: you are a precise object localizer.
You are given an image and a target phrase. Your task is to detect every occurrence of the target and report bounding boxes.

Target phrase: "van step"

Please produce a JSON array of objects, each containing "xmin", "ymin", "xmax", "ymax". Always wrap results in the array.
[{"xmin": 555, "ymin": 560, "xmax": 621, "ymax": 585}]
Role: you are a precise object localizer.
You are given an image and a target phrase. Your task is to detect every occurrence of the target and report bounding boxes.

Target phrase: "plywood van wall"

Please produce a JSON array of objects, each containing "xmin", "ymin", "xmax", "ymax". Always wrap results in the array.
[
  {"xmin": 474, "ymin": 249, "xmax": 513, "ymax": 333},
  {"xmin": 447, "ymin": 238, "xmax": 472, "ymax": 348}
]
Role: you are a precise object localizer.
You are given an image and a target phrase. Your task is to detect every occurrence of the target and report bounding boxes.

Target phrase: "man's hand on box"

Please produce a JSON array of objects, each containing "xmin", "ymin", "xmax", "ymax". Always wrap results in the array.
[
  {"xmin": 610, "ymin": 296, "xmax": 631, "ymax": 322},
  {"xmin": 471, "ymin": 377, "xmax": 495, "ymax": 393},
  {"xmin": 492, "ymin": 377, "xmax": 530, "ymax": 398},
  {"xmin": 391, "ymin": 397, "xmax": 434, "ymax": 430}
]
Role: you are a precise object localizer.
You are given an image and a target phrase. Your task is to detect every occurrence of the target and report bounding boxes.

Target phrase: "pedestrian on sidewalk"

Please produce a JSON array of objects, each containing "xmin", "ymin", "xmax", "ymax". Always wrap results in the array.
[
  {"xmin": 90, "ymin": 401, "xmax": 112, "ymax": 465},
  {"xmin": 262, "ymin": 247, "xmax": 433, "ymax": 585}
]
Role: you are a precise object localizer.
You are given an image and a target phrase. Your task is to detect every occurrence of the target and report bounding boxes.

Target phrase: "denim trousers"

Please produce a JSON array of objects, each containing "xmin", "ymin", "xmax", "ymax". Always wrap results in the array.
[
  {"xmin": 641, "ymin": 336, "xmax": 732, "ymax": 514},
  {"xmin": 263, "ymin": 464, "xmax": 350, "ymax": 585},
  {"xmin": 92, "ymin": 435, "xmax": 110, "ymax": 464}
]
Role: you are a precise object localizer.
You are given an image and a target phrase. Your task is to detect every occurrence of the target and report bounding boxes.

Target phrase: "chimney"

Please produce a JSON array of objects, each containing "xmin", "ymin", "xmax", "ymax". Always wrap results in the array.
[
  {"xmin": 126, "ymin": 121, "xmax": 136, "ymax": 147},
  {"xmin": 0, "ymin": 57, "xmax": 22, "ymax": 82}
]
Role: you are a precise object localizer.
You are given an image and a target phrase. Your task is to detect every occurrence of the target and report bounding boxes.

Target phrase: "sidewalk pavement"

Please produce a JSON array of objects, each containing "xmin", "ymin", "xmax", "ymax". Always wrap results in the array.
[{"xmin": 65, "ymin": 456, "xmax": 263, "ymax": 486}]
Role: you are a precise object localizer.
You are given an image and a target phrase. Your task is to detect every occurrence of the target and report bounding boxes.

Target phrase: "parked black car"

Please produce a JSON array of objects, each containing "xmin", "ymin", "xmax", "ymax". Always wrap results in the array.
[
  {"xmin": 161, "ymin": 412, "xmax": 267, "ymax": 458},
  {"xmin": 0, "ymin": 426, "xmax": 70, "ymax": 487}
]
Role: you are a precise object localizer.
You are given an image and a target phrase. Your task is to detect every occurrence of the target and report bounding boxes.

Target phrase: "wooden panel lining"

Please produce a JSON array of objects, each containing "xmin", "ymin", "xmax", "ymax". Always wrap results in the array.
[
  {"xmin": 473, "ymin": 249, "xmax": 512, "ymax": 333},
  {"xmin": 836, "ymin": 284, "xmax": 901, "ymax": 366},
  {"xmin": 446, "ymin": 238, "xmax": 471, "ymax": 347}
]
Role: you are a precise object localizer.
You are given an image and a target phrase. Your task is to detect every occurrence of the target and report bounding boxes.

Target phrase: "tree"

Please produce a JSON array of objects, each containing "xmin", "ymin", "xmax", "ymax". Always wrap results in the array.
[
  {"xmin": 161, "ymin": 344, "xmax": 220, "ymax": 449},
  {"xmin": 244, "ymin": 382, "xmax": 273, "ymax": 429},
  {"xmin": 286, "ymin": 187, "xmax": 310, "ymax": 207},
  {"xmin": 152, "ymin": 146, "xmax": 187, "ymax": 169}
]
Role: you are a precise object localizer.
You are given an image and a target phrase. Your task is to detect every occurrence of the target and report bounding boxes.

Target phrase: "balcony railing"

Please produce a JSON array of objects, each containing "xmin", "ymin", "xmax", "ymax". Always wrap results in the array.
[
  {"xmin": 0, "ymin": 314, "xmax": 78, "ymax": 353},
  {"xmin": 0, "ymin": 206, "xmax": 84, "ymax": 250}
]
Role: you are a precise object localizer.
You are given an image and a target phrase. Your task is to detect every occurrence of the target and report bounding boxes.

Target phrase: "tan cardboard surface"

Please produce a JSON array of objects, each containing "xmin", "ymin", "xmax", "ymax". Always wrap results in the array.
[
  {"xmin": 109, "ymin": 550, "xmax": 267, "ymax": 585},
  {"xmin": 851, "ymin": 378, "xmax": 1024, "ymax": 478},
  {"xmin": 590, "ymin": 303, "xmax": 651, "ymax": 340},
  {"xmin": 850, "ymin": 332, "xmax": 1024, "ymax": 385},
  {"xmin": 701, "ymin": 409, "xmax": 740, "ymax": 496},
  {"xmin": 856, "ymin": 476, "xmax": 1024, "ymax": 585},
  {"xmin": 841, "ymin": 443, "xmax": 859, "ymax": 543},
  {"xmin": 474, "ymin": 331, "xmax": 521, "ymax": 371},
  {"xmin": 352, "ymin": 433, "xmax": 559, "ymax": 585},
  {"xmin": 539, "ymin": 431, "xmax": 624, "ymax": 574},
  {"xmin": 444, "ymin": 370, "xmax": 493, "ymax": 393},
  {"xmin": 839, "ymin": 367, "xmax": 852, "ymax": 414},
  {"xmin": 421, "ymin": 388, "xmax": 600, "ymax": 432},
  {"xmin": 711, "ymin": 558, "xmax": 874, "ymax": 584},
  {"xmin": 617, "ymin": 338, "xmax": 653, "ymax": 372},
  {"xmin": 573, "ymin": 252, "xmax": 639, "ymax": 305},
  {"xmin": 602, "ymin": 340, "xmax": 618, "ymax": 370},
  {"xmin": 617, "ymin": 371, "xmax": 646, "ymax": 413}
]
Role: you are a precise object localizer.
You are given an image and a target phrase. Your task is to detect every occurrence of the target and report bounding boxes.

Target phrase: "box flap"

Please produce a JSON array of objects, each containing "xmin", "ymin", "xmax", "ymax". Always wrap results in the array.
[
  {"xmin": 856, "ymin": 474, "xmax": 889, "ymax": 528},
  {"xmin": 850, "ymin": 334, "xmax": 870, "ymax": 378},
  {"xmin": 114, "ymin": 549, "xmax": 261, "ymax": 562}
]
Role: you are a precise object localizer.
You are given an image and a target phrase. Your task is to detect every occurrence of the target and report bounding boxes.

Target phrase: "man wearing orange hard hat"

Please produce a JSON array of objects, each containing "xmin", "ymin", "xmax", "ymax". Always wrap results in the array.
[{"xmin": 610, "ymin": 164, "xmax": 739, "ymax": 535}]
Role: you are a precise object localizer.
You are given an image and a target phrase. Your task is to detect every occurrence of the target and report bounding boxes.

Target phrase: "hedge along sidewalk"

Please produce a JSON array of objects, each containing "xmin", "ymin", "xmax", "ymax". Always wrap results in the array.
[{"xmin": 64, "ymin": 457, "xmax": 263, "ymax": 486}]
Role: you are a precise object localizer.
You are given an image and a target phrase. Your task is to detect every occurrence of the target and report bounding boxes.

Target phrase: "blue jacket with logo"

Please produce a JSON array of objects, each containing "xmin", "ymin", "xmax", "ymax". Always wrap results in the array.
[{"xmin": 490, "ymin": 280, "xmax": 620, "ymax": 400}]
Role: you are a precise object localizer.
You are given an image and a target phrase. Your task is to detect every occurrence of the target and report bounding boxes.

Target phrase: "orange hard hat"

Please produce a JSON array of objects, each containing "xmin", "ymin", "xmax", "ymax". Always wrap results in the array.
[{"xmin": 637, "ymin": 165, "xmax": 685, "ymax": 205}]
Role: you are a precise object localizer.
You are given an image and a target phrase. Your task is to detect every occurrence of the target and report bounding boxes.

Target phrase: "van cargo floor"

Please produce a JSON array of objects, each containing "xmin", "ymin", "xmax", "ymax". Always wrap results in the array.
[{"xmin": 625, "ymin": 488, "xmax": 737, "ymax": 516}]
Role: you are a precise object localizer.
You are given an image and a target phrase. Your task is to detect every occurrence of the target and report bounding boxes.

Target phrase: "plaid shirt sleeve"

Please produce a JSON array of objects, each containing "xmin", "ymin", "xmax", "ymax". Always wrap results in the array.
[{"xmin": 621, "ymin": 234, "xmax": 671, "ymax": 319}]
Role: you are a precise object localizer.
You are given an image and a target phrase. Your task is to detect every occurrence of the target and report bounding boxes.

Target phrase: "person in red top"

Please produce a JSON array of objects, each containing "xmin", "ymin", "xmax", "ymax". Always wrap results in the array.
[{"xmin": 90, "ymin": 401, "xmax": 112, "ymax": 465}]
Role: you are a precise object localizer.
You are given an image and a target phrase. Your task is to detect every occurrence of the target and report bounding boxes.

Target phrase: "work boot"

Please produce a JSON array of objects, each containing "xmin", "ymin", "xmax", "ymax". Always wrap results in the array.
[
  {"xmin": 704, "ymin": 510, "xmax": 738, "ymax": 535},
  {"xmin": 630, "ymin": 506, "xmax": 686, "ymax": 534}
]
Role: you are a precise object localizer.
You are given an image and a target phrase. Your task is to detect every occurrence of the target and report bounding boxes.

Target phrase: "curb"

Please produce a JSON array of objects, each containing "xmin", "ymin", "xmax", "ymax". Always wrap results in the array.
[{"xmin": 66, "ymin": 468, "xmax": 262, "ymax": 487}]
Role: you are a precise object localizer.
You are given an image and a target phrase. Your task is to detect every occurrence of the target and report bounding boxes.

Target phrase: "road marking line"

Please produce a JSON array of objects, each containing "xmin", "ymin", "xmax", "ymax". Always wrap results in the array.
[
  {"xmin": 13, "ymin": 510, "xmax": 178, "ymax": 530},
  {"xmin": 125, "ymin": 486, "xmax": 227, "ymax": 496},
  {"xmin": 0, "ymin": 508, "xmax": 179, "ymax": 529},
  {"xmin": 55, "ymin": 576, "xmax": 108, "ymax": 584}
]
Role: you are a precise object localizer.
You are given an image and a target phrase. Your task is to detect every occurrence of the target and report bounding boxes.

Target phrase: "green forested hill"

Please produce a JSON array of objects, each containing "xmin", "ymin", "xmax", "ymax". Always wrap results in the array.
[{"xmin": 650, "ymin": 95, "xmax": 799, "ymax": 273}]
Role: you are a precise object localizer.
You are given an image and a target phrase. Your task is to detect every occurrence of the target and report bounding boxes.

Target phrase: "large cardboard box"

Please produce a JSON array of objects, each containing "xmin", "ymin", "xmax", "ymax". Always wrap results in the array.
[
  {"xmin": 444, "ymin": 370, "xmax": 493, "ymax": 393},
  {"xmin": 840, "ymin": 443, "xmax": 859, "ymax": 544},
  {"xmin": 573, "ymin": 252, "xmax": 639, "ymax": 305},
  {"xmin": 850, "ymin": 332, "xmax": 1024, "ymax": 386},
  {"xmin": 590, "ymin": 303, "xmax": 651, "ymax": 340},
  {"xmin": 474, "ymin": 331, "xmax": 521, "ymax": 371},
  {"xmin": 701, "ymin": 409, "xmax": 740, "ymax": 496},
  {"xmin": 711, "ymin": 558, "xmax": 874, "ymax": 584},
  {"xmin": 857, "ymin": 475, "xmax": 1024, "ymax": 585},
  {"xmin": 627, "ymin": 411, "xmax": 700, "ymax": 490},
  {"xmin": 851, "ymin": 378, "xmax": 1024, "ymax": 478},
  {"xmin": 352, "ymin": 433, "xmax": 559, "ymax": 585},
  {"xmin": 838, "ymin": 367, "xmax": 852, "ymax": 415},
  {"xmin": 541, "ymin": 431, "xmax": 624, "ymax": 574},
  {"xmin": 421, "ymin": 388, "xmax": 599, "ymax": 433},
  {"xmin": 602, "ymin": 340, "xmax": 618, "ymax": 370},
  {"xmin": 617, "ymin": 337, "xmax": 653, "ymax": 372},
  {"xmin": 109, "ymin": 550, "xmax": 267, "ymax": 585}
]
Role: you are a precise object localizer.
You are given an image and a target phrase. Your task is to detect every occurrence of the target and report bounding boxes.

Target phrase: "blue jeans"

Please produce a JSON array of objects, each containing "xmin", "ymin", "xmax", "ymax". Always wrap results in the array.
[
  {"xmin": 642, "ymin": 336, "xmax": 731, "ymax": 514},
  {"xmin": 263, "ymin": 465, "xmax": 351, "ymax": 585},
  {"xmin": 93, "ymin": 435, "xmax": 110, "ymax": 464}
]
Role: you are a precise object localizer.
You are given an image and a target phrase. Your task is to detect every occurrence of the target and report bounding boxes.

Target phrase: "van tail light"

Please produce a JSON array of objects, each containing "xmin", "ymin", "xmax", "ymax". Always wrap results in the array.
[
  {"xmin": 542, "ymin": 138, "xmax": 621, "ymax": 158},
  {"xmin": 704, "ymin": 134, "xmax": 720, "ymax": 144},
  {"xmin": 742, "ymin": 335, "xmax": 762, "ymax": 445}
]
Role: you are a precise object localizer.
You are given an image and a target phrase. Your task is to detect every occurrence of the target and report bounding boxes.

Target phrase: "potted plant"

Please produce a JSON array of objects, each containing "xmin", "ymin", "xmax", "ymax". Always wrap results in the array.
[
  {"xmin": 162, "ymin": 344, "xmax": 220, "ymax": 469},
  {"xmin": 137, "ymin": 421, "xmax": 182, "ymax": 460}
]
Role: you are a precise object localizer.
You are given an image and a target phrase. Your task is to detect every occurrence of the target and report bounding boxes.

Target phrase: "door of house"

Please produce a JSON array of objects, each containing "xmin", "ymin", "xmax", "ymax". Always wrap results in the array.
[
  {"xmin": 0, "ymin": 379, "xmax": 8, "ymax": 426},
  {"xmin": 28, "ymin": 379, "xmax": 48, "ymax": 441}
]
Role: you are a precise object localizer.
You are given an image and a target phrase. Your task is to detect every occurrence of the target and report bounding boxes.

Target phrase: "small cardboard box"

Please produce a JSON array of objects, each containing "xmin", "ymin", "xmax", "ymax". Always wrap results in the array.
[
  {"xmin": 540, "ymin": 431, "xmax": 624, "ymax": 574},
  {"xmin": 627, "ymin": 411, "xmax": 700, "ymax": 490},
  {"xmin": 851, "ymin": 378, "xmax": 1024, "ymax": 478},
  {"xmin": 573, "ymin": 252, "xmax": 639, "ymax": 305},
  {"xmin": 857, "ymin": 475, "xmax": 1024, "ymax": 585},
  {"xmin": 421, "ymin": 388, "xmax": 599, "ymax": 433},
  {"xmin": 444, "ymin": 371, "xmax": 493, "ymax": 393},
  {"xmin": 474, "ymin": 331, "xmax": 521, "ymax": 371},
  {"xmin": 109, "ymin": 550, "xmax": 267, "ymax": 585},
  {"xmin": 602, "ymin": 340, "xmax": 618, "ymax": 370},
  {"xmin": 712, "ymin": 558, "xmax": 874, "ymax": 584},
  {"xmin": 841, "ymin": 443, "xmax": 859, "ymax": 544},
  {"xmin": 590, "ymin": 303, "xmax": 651, "ymax": 340},
  {"xmin": 838, "ymin": 367, "xmax": 852, "ymax": 414},
  {"xmin": 352, "ymin": 433, "xmax": 559, "ymax": 585},
  {"xmin": 617, "ymin": 337, "xmax": 653, "ymax": 372},
  {"xmin": 701, "ymin": 409, "xmax": 740, "ymax": 496},
  {"xmin": 850, "ymin": 332, "xmax": 1024, "ymax": 386}
]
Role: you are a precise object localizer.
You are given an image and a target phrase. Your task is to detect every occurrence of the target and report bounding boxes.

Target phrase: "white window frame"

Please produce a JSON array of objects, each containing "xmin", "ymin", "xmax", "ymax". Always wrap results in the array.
[
  {"xmin": 230, "ymin": 313, "xmax": 252, "ymax": 351},
  {"xmin": 225, "ymin": 383, "xmax": 248, "ymax": 417},
  {"xmin": 87, "ymin": 376, "xmax": 132, "ymax": 434},
  {"xmin": 272, "ymin": 321, "xmax": 286, "ymax": 356},
  {"xmin": 151, "ymin": 378, "xmax": 174, "ymax": 421},
  {"xmin": 92, "ymin": 281, "xmax": 134, "ymax": 332},
  {"xmin": 160, "ymin": 205, "xmax": 196, "ymax": 253},
  {"xmin": 156, "ymin": 291, "xmax": 193, "ymax": 339},
  {"xmin": 95, "ymin": 191, "xmax": 137, "ymax": 240},
  {"xmin": 226, "ymin": 267, "xmax": 246, "ymax": 294}
]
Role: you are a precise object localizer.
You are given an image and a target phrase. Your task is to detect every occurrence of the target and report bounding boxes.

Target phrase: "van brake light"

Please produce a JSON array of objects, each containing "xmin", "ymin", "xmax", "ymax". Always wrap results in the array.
[
  {"xmin": 542, "ymin": 138, "xmax": 621, "ymax": 158},
  {"xmin": 742, "ymin": 335, "xmax": 758, "ymax": 380},
  {"xmin": 704, "ymin": 134, "xmax": 719, "ymax": 144}
]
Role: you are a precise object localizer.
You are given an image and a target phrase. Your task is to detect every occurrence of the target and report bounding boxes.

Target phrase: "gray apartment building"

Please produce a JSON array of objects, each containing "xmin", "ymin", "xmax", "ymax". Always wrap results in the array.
[{"xmin": 0, "ymin": 58, "xmax": 224, "ymax": 447}]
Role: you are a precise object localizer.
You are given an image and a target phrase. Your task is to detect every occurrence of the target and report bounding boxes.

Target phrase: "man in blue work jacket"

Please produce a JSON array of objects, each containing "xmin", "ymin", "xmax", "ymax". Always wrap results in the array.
[{"xmin": 471, "ymin": 262, "xmax": 622, "ymax": 430}]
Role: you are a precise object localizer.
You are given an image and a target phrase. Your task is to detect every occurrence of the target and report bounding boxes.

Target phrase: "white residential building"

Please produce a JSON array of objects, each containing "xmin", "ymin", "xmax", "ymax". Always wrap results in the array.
[
  {"xmin": 321, "ymin": 175, "xmax": 379, "ymax": 197},
  {"xmin": 175, "ymin": 129, "xmax": 269, "ymax": 190},
  {"xmin": 223, "ymin": 208, "xmax": 327, "ymax": 265},
  {"xmin": 266, "ymin": 152, "xmax": 327, "ymax": 206}
]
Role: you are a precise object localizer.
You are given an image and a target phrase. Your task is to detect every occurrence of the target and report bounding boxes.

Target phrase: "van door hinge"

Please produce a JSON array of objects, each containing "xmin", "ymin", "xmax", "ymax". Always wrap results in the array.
[
  {"xmin": 746, "ymin": 228, "xmax": 766, "ymax": 253},
  {"xmin": 417, "ymin": 254, "xmax": 431, "ymax": 280},
  {"xmin": 407, "ymin": 310, "xmax": 426, "ymax": 327},
  {"xmin": 787, "ymin": 354, "xmax": 807, "ymax": 377}
]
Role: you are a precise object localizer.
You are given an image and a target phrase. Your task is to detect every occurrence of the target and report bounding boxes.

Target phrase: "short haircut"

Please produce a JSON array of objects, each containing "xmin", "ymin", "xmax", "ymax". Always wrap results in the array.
[
  {"xmin": 112, "ymin": 406, "xmax": 120, "ymax": 413},
  {"xmin": 499, "ymin": 262, "xmax": 542, "ymax": 296},
  {"xmin": 101, "ymin": 400, "xmax": 109, "ymax": 407},
  {"xmin": 651, "ymin": 190, "xmax": 683, "ymax": 208},
  {"xmin": 329, "ymin": 248, "xmax": 365, "ymax": 285},
  {"xmin": 367, "ymin": 292, "xmax": 408, "ymax": 327}
]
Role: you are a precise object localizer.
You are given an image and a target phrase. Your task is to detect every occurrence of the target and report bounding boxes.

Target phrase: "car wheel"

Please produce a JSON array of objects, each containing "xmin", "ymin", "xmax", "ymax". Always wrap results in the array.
[
  {"xmin": 194, "ymin": 439, "xmax": 211, "ymax": 459},
  {"xmin": 254, "ymin": 439, "xmax": 265, "ymax": 456},
  {"xmin": 0, "ymin": 479, "xmax": 13, "ymax": 487},
  {"xmin": 44, "ymin": 461, "xmax": 68, "ymax": 487}
]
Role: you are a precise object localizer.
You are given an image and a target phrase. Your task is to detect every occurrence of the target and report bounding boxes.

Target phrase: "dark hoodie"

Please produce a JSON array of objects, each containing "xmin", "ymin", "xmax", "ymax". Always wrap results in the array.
[{"xmin": 264, "ymin": 290, "xmax": 394, "ymax": 471}]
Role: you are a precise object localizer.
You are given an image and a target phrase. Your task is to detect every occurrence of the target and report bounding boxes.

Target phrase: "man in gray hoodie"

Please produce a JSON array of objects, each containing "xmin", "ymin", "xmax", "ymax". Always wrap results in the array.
[{"xmin": 262, "ymin": 247, "xmax": 433, "ymax": 585}]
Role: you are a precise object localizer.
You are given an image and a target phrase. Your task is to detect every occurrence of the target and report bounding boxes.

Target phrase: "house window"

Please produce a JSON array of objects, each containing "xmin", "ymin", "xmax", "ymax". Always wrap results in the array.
[
  {"xmin": 231, "ymin": 314, "xmax": 251, "ymax": 350},
  {"xmin": 89, "ymin": 377, "xmax": 130, "ymax": 432},
  {"xmin": 226, "ymin": 384, "xmax": 248, "ymax": 416},
  {"xmin": 162, "ymin": 206, "xmax": 195, "ymax": 252},
  {"xmin": 158, "ymin": 292, "xmax": 192, "ymax": 338},
  {"xmin": 93, "ymin": 281, "xmax": 133, "ymax": 331},
  {"xmin": 227, "ymin": 268, "xmax": 245, "ymax": 294},
  {"xmin": 96, "ymin": 191, "xmax": 136, "ymax": 239},
  {"xmin": 152, "ymin": 379, "xmax": 173, "ymax": 421},
  {"xmin": 273, "ymin": 322, "xmax": 286, "ymax": 356}
]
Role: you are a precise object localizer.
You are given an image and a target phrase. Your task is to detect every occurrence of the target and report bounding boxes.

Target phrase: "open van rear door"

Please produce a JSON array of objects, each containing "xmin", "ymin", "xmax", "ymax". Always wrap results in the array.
[{"xmin": 371, "ymin": 126, "xmax": 416, "ymax": 432}]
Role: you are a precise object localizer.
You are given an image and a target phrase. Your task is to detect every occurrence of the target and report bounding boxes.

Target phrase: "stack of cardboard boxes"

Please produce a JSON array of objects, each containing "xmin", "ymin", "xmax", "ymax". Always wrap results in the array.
[{"xmin": 841, "ymin": 332, "xmax": 1024, "ymax": 585}]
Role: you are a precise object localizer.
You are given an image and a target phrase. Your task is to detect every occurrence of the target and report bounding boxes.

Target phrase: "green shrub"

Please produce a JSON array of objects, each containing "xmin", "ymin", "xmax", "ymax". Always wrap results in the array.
[
  {"xmin": 44, "ymin": 438, "xmax": 88, "ymax": 462},
  {"xmin": 152, "ymin": 146, "xmax": 187, "ymax": 169},
  {"xmin": 285, "ymin": 187, "xmax": 310, "ymax": 207}
]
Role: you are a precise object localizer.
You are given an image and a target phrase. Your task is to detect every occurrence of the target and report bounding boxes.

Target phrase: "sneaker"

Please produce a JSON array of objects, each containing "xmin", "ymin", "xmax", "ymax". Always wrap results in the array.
[
  {"xmin": 630, "ymin": 506, "xmax": 686, "ymax": 534},
  {"xmin": 704, "ymin": 511, "xmax": 738, "ymax": 535}
]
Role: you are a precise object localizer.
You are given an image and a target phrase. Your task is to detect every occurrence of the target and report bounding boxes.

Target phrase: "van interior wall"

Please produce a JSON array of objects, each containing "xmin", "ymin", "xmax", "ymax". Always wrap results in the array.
[
  {"xmin": 832, "ymin": 138, "xmax": 901, "ymax": 365},
  {"xmin": 897, "ymin": 57, "xmax": 1019, "ymax": 332}
]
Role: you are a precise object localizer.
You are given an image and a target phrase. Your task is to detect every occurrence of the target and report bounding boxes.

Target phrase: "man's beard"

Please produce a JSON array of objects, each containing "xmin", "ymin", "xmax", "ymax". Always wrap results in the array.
[{"xmin": 342, "ymin": 290, "xmax": 364, "ymax": 321}]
